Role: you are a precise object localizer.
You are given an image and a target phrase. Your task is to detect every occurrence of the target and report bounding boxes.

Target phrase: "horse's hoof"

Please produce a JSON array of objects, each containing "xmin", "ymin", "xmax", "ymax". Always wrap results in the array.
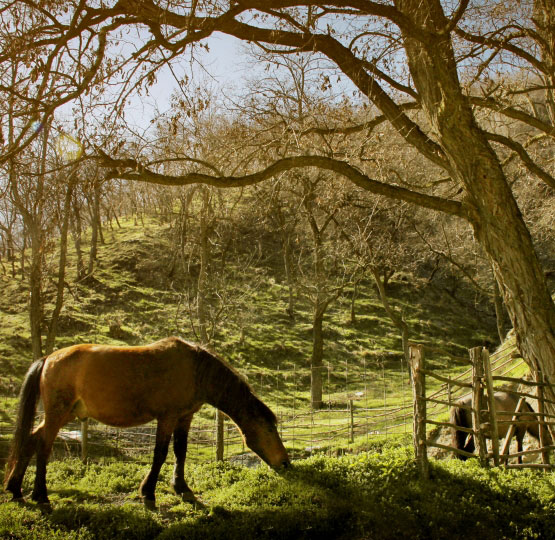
[
  {"xmin": 180, "ymin": 490, "xmax": 196, "ymax": 503},
  {"xmin": 181, "ymin": 492, "xmax": 205, "ymax": 509},
  {"xmin": 37, "ymin": 501, "xmax": 52, "ymax": 514},
  {"xmin": 143, "ymin": 497, "xmax": 157, "ymax": 511}
]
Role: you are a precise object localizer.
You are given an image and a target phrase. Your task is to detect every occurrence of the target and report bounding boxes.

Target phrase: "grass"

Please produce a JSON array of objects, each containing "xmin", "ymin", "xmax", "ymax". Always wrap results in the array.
[{"xmin": 2, "ymin": 445, "xmax": 555, "ymax": 539}]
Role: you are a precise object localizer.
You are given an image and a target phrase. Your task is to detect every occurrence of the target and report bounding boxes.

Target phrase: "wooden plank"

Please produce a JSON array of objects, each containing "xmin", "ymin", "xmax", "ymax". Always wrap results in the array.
[
  {"xmin": 81, "ymin": 419, "xmax": 88, "ymax": 463},
  {"xmin": 536, "ymin": 371, "xmax": 551, "ymax": 466},
  {"xmin": 499, "ymin": 389, "xmax": 555, "ymax": 406},
  {"xmin": 482, "ymin": 349, "xmax": 499, "ymax": 466},
  {"xmin": 426, "ymin": 440, "xmax": 476, "ymax": 458},
  {"xmin": 419, "ymin": 369, "xmax": 473, "ymax": 388},
  {"xmin": 470, "ymin": 347, "xmax": 488, "ymax": 467},
  {"xmin": 482, "ymin": 410, "xmax": 555, "ymax": 420},
  {"xmin": 504, "ymin": 445, "xmax": 555, "ymax": 459},
  {"xmin": 426, "ymin": 418, "xmax": 475, "ymax": 433},
  {"xmin": 484, "ymin": 420, "xmax": 555, "ymax": 427},
  {"xmin": 491, "ymin": 376, "xmax": 555, "ymax": 388},
  {"xmin": 426, "ymin": 396, "xmax": 473, "ymax": 411},
  {"xmin": 500, "ymin": 397, "xmax": 526, "ymax": 465}
]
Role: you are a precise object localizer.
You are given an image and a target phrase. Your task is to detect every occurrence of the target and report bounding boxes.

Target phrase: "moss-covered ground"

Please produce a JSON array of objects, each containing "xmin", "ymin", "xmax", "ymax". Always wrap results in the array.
[{"xmin": 1, "ymin": 444, "xmax": 555, "ymax": 539}]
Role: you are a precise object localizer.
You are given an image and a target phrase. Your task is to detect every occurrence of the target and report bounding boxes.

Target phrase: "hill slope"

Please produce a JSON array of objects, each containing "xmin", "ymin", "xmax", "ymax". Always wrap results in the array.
[{"xmin": 0, "ymin": 217, "xmax": 499, "ymax": 386}]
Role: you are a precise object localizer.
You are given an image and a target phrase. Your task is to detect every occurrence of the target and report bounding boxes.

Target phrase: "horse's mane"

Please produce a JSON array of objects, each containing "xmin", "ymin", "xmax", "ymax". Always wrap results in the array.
[{"xmin": 185, "ymin": 340, "xmax": 277, "ymax": 426}]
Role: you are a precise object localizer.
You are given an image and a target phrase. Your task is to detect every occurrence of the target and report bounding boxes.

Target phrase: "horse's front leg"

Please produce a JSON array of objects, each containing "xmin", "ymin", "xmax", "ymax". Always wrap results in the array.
[
  {"xmin": 516, "ymin": 430, "xmax": 524, "ymax": 465},
  {"xmin": 171, "ymin": 413, "xmax": 196, "ymax": 502},
  {"xmin": 139, "ymin": 417, "xmax": 174, "ymax": 509}
]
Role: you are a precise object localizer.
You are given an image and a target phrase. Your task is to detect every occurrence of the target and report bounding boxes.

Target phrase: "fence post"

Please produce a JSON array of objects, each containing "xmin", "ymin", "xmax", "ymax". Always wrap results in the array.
[
  {"xmin": 81, "ymin": 419, "xmax": 88, "ymax": 462},
  {"xmin": 482, "ymin": 348, "xmax": 499, "ymax": 466},
  {"xmin": 216, "ymin": 409, "xmax": 224, "ymax": 461},
  {"xmin": 470, "ymin": 347, "xmax": 488, "ymax": 466},
  {"xmin": 536, "ymin": 370, "xmax": 550, "ymax": 466},
  {"xmin": 410, "ymin": 344, "xmax": 429, "ymax": 479}
]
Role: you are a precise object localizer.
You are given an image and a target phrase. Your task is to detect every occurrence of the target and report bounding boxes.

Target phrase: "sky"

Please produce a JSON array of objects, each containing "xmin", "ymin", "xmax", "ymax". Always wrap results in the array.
[{"xmin": 122, "ymin": 32, "xmax": 252, "ymax": 131}]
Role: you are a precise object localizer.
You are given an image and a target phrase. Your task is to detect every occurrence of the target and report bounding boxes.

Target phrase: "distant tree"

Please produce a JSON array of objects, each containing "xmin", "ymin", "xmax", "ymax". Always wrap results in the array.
[{"xmin": 293, "ymin": 172, "xmax": 352, "ymax": 409}]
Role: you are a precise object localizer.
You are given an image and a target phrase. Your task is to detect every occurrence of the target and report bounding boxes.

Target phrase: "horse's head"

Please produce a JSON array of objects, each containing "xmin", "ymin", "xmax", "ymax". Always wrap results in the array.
[
  {"xmin": 242, "ymin": 417, "xmax": 291, "ymax": 469},
  {"xmin": 241, "ymin": 398, "xmax": 290, "ymax": 469}
]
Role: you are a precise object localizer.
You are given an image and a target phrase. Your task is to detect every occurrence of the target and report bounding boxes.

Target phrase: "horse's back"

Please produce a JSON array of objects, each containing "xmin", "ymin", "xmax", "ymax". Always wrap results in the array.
[{"xmin": 41, "ymin": 337, "xmax": 200, "ymax": 427}]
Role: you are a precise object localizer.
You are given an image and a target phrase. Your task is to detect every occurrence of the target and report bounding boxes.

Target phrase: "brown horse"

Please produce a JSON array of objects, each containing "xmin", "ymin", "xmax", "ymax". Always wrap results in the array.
[
  {"xmin": 450, "ymin": 390, "xmax": 547, "ymax": 463},
  {"xmin": 4, "ymin": 337, "xmax": 290, "ymax": 507}
]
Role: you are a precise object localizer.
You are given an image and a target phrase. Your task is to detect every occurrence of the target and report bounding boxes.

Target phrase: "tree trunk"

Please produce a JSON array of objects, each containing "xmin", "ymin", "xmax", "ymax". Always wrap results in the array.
[
  {"xmin": 45, "ymin": 180, "xmax": 75, "ymax": 355},
  {"xmin": 311, "ymin": 309, "xmax": 324, "ymax": 409},
  {"xmin": 19, "ymin": 227, "xmax": 26, "ymax": 281},
  {"xmin": 87, "ymin": 181, "xmax": 101, "ymax": 275},
  {"xmin": 534, "ymin": 0, "xmax": 555, "ymax": 125},
  {"xmin": 371, "ymin": 266, "xmax": 410, "ymax": 367},
  {"xmin": 195, "ymin": 187, "xmax": 224, "ymax": 459},
  {"xmin": 283, "ymin": 234, "xmax": 295, "ymax": 319},
  {"xmin": 28, "ymin": 223, "xmax": 43, "ymax": 360},
  {"xmin": 71, "ymin": 192, "xmax": 85, "ymax": 280},
  {"xmin": 397, "ymin": 0, "xmax": 555, "ymax": 406},
  {"xmin": 350, "ymin": 280, "xmax": 358, "ymax": 324},
  {"xmin": 197, "ymin": 188, "xmax": 210, "ymax": 345}
]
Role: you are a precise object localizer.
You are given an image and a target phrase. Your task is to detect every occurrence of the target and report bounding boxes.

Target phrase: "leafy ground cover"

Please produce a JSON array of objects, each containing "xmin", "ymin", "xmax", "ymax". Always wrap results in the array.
[{"xmin": 1, "ymin": 444, "xmax": 555, "ymax": 539}]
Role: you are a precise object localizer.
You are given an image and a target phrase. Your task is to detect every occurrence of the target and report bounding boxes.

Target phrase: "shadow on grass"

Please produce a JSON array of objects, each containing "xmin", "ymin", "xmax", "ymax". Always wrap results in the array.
[
  {"xmin": 159, "ymin": 458, "xmax": 555, "ymax": 540},
  {"xmin": 47, "ymin": 503, "xmax": 165, "ymax": 540},
  {"xmin": 9, "ymin": 454, "xmax": 555, "ymax": 540}
]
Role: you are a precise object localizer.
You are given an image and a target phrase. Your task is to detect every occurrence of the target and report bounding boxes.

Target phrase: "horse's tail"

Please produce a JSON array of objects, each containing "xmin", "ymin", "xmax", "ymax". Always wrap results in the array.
[
  {"xmin": 450, "ymin": 405, "xmax": 469, "ymax": 460},
  {"xmin": 4, "ymin": 356, "xmax": 46, "ymax": 488}
]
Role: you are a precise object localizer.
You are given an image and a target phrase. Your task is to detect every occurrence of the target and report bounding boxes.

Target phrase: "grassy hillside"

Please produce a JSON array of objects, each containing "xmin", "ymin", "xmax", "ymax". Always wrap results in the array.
[
  {"xmin": 0, "ymin": 217, "xmax": 499, "ymax": 382},
  {"xmin": 1, "ymin": 217, "xmax": 552, "ymax": 539},
  {"xmin": 0, "ymin": 216, "xmax": 503, "ymax": 459}
]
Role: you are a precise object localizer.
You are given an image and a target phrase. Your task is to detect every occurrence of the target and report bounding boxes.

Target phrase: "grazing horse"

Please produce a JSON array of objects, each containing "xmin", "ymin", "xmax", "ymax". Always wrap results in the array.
[
  {"xmin": 450, "ymin": 390, "xmax": 547, "ymax": 463},
  {"xmin": 4, "ymin": 337, "xmax": 290, "ymax": 507}
]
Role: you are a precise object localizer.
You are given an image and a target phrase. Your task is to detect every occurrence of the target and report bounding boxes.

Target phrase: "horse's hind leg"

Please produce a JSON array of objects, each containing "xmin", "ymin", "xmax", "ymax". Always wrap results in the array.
[
  {"xmin": 5, "ymin": 431, "xmax": 40, "ymax": 500},
  {"xmin": 139, "ymin": 416, "xmax": 175, "ymax": 509},
  {"xmin": 31, "ymin": 409, "xmax": 74, "ymax": 504},
  {"xmin": 171, "ymin": 413, "xmax": 195, "ymax": 501}
]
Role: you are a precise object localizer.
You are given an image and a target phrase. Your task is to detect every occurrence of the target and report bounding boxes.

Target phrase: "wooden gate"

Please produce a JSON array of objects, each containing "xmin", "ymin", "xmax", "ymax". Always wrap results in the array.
[{"xmin": 410, "ymin": 344, "xmax": 555, "ymax": 479}]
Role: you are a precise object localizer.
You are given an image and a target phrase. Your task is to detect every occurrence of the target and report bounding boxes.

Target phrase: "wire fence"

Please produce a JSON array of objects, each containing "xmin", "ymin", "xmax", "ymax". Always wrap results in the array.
[{"xmin": 0, "ymin": 339, "xmax": 528, "ymax": 467}]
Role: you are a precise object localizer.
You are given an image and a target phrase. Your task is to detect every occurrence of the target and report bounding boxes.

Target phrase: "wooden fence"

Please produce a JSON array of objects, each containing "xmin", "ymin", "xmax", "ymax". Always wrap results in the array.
[
  {"xmin": 410, "ymin": 343, "xmax": 555, "ymax": 479},
  {"xmin": 0, "ymin": 341, "xmax": 543, "ymax": 470}
]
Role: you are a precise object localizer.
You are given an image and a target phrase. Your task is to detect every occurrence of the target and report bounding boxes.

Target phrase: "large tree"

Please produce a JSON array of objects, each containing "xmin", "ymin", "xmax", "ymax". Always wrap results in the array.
[{"xmin": 1, "ymin": 2, "xmax": 554, "ymax": 395}]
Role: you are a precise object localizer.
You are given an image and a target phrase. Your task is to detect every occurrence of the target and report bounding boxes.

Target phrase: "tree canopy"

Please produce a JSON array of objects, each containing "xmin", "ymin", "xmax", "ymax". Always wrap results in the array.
[{"xmin": 0, "ymin": 1, "xmax": 554, "ymax": 404}]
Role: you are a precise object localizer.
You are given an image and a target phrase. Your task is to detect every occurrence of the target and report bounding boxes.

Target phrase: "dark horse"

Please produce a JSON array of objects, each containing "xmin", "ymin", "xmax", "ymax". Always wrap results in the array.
[
  {"xmin": 450, "ymin": 390, "xmax": 545, "ymax": 463},
  {"xmin": 4, "ymin": 337, "xmax": 290, "ymax": 507}
]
